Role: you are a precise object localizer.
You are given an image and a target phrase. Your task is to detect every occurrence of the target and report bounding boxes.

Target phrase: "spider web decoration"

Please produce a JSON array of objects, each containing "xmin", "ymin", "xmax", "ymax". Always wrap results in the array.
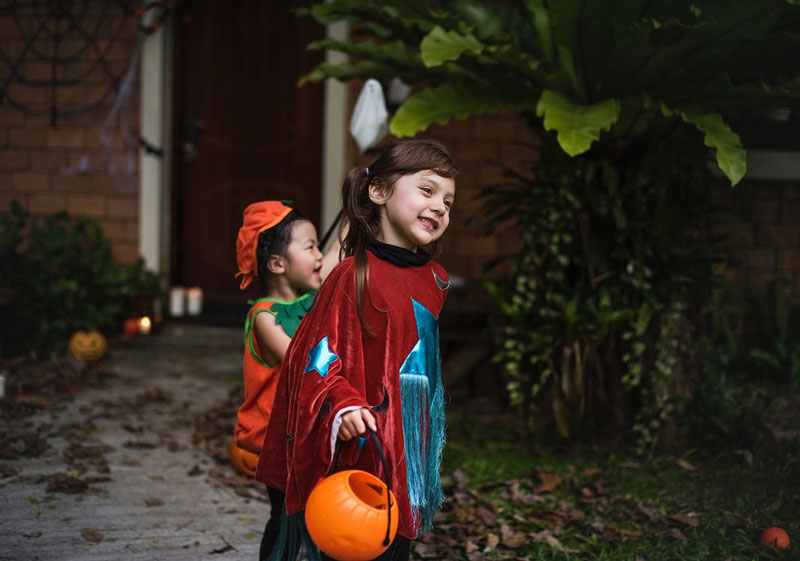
[{"xmin": 0, "ymin": 0, "xmax": 137, "ymax": 126}]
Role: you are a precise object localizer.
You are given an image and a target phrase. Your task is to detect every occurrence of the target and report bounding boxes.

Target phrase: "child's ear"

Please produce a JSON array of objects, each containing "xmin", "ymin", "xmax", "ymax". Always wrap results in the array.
[
  {"xmin": 266, "ymin": 254, "xmax": 285, "ymax": 274},
  {"xmin": 368, "ymin": 182, "xmax": 390, "ymax": 206}
]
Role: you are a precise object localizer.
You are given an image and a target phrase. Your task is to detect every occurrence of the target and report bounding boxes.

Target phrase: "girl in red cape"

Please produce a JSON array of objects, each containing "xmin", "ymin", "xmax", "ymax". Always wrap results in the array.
[{"xmin": 257, "ymin": 139, "xmax": 458, "ymax": 561}]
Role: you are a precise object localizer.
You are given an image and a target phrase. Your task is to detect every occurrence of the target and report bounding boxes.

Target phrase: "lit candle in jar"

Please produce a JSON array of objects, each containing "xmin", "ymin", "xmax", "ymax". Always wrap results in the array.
[
  {"xmin": 186, "ymin": 287, "xmax": 203, "ymax": 316},
  {"xmin": 138, "ymin": 316, "xmax": 152, "ymax": 335}
]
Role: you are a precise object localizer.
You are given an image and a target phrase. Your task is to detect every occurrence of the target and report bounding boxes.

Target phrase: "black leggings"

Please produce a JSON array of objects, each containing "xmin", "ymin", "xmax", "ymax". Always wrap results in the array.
[{"xmin": 260, "ymin": 486, "xmax": 410, "ymax": 561}]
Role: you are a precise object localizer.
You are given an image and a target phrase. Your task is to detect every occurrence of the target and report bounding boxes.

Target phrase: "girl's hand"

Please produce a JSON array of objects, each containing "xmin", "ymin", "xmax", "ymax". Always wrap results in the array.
[{"xmin": 338, "ymin": 407, "xmax": 377, "ymax": 441}]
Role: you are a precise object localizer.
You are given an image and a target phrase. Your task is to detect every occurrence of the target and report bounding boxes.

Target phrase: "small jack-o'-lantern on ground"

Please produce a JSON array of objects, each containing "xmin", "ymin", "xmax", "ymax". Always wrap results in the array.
[{"xmin": 68, "ymin": 330, "xmax": 107, "ymax": 361}]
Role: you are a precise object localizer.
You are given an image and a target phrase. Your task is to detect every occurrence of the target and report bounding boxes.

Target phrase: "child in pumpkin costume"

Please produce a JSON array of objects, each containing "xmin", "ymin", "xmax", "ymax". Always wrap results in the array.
[
  {"xmin": 257, "ymin": 140, "xmax": 458, "ymax": 561},
  {"xmin": 231, "ymin": 201, "xmax": 342, "ymax": 559}
]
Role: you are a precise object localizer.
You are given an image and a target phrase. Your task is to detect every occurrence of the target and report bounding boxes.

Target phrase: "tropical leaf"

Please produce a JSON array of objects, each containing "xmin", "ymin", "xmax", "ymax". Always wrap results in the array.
[
  {"xmin": 390, "ymin": 82, "xmax": 532, "ymax": 137},
  {"xmin": 523, "ymin": 0, "xmax": 553, "ymax": 62},
  {"xmin": 535, "ymin": 90, "xmax": 620, "ymax": 156},
  {"xmin": 674, "ymin": 109, "xmax": 746, "ymax": 185},
  {"xmin": 420, "ymin": 25, "xmax": 484, "ymax": 67}
]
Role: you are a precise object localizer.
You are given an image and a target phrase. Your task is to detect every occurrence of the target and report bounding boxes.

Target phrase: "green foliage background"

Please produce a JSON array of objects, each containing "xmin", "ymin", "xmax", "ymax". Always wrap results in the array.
[
  {"xmin": 0, "ymin": 200, "xmax": 161, "ymax": 358},
  {"xmin": 297, "ymin": 0, "xmax": 800, "ymax": 448}
]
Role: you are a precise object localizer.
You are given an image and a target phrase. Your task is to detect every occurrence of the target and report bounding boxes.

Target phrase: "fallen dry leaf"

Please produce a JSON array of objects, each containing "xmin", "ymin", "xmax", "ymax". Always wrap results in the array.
[
  {"xmin": 676, "ymin": 458, "xmax": 698, "ymax": 471},
  {"xmin": 636, "ymin": 501, "xmax": 664, "ymax": 523},
  {"xmin": 484, "ymin": 533, "xmax": 500, "ymax": 552},
  {"xmin": 533, "ymin": 472, "xmax": 563, "ymax": 493},
  {"xmin": 145, "ymin": 498, "xmax": 164, "ymax": 507},
  {"xmin": 668, "ymin": 513, "xmax": 700, "ymax": 527},
  {"xmin": 503, "ymin": 532, "xmax": 527, "ymax": 549},
  {"xmin": 665, "ymin": 528, "xmax": 687, "ymax": 540},
  {"xmin": 618, "ymin": 528, "xmax": 644, "ymax": 537},
  {"xmin": 80, "ymin": 528, "xmax": 103, "ymax": 543}
]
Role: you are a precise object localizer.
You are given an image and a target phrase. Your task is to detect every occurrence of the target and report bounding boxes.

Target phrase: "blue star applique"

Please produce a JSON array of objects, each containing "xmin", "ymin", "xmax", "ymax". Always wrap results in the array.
[
  {"xmin": 304, "ymin": 336, "xmax": 339, "ymax": 378},
  {"xmin": 399, "ymin": 299, "xmax": 439, "ymax": 389}
]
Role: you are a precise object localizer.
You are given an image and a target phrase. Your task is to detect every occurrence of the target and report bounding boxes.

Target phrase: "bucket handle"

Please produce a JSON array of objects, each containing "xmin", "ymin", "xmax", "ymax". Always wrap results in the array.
[{"xmin": 331, "ymin": 427, "xmax": 392, "ymax": 547}]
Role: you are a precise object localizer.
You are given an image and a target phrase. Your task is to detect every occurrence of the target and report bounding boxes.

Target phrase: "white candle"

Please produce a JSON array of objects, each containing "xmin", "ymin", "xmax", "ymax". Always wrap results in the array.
[
  {"xmin": 186, "ymin": 287, "xmax": 203, "ymax": 316},
  {"xmin": 169, "ymin": 286, "xmax": 186, "ymax": 316}
]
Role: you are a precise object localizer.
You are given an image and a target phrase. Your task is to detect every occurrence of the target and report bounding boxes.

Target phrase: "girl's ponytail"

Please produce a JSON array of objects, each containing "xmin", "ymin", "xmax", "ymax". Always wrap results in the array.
[{"xmin": 341, "ymin": 166, "xmax": 381, "ymax": 335}]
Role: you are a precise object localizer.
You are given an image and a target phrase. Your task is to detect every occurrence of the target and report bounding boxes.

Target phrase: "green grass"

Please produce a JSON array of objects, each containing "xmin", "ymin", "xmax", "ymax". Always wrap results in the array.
[{"xmin": 426, "ymin": 411, "xmax": 800, "ymax": 560}]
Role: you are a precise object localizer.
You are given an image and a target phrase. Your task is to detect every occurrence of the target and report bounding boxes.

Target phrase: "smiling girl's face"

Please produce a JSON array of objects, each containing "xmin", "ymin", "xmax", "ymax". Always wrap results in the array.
[{"xmin": 368, "ymin": 170, "xmax": 456, "ymax": 251}]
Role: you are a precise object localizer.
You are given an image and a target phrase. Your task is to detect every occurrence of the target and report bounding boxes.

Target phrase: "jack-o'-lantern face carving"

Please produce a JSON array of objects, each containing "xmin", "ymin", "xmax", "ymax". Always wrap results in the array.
[{"xmin": 68, "ymin": 330, "xmax": 107, "ymax": 361}]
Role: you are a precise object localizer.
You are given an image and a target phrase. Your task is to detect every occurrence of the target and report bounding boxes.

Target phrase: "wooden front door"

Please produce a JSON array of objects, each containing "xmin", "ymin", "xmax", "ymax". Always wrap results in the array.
[{"xmin": 171, "ymin": 1, "xmax": 324, "ymax": 319}]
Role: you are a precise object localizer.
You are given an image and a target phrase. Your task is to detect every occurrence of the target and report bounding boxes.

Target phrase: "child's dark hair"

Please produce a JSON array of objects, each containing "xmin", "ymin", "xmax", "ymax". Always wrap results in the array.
[
  {"xmin": 255, "ymin": 210, "xmax": 306, "ymax": 292},
  {"xmin": 341, "ymin": 138, "xmax": 458, "ymax": 331}
]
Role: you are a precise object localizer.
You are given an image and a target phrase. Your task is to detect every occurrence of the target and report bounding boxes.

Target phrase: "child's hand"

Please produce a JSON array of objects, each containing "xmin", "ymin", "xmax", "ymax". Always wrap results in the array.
[{"xmin": 338, "ymin": 407, "xmax": 377, "ymax": 441}]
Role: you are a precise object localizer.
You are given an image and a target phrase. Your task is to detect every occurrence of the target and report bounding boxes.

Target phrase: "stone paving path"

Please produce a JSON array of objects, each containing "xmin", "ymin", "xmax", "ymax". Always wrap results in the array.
[{"xmin": 1, "ymin": 324, "xmax": 268, "ymax": 561}]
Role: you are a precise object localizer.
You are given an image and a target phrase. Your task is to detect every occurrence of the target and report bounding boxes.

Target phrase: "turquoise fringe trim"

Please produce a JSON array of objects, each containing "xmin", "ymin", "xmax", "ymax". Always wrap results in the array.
[
  {"xmin": 400, "ymin": 372, "xmax": 446, "ymax": 532},
  {"xmin": 265, "ymin": 508, "xmax": 320, "ymax": 561}
]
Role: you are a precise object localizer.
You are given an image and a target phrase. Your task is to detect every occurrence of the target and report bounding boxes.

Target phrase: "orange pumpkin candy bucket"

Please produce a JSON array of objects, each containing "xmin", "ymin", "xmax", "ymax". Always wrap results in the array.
[{"xmin": 304, "ymin": 430, "xmax": 398, "ymax": 561}]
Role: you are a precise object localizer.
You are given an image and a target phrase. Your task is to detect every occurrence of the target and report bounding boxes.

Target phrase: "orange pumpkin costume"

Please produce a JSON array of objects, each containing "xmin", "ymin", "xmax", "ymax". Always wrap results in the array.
[{"xmin": 234, "ymin": 293, "xmax": 316, "ymax": 456}]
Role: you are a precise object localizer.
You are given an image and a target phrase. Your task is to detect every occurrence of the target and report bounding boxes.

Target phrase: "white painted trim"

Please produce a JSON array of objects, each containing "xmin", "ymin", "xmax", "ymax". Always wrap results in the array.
[
  {"xmin": 138, "ymin": 18, "xmax": 168, "ymax": 273},
  {"xmin": 746, "ymin": 150, "xmax": 800, "ymax": 181},
  {"xmin": 321, "ymin": 20, "xmax": 350, "ymax": 235}
]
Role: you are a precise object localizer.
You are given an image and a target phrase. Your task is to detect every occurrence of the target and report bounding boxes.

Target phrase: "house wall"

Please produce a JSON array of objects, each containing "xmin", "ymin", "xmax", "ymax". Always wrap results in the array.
[
  {"xmin": 715, "ymin": 179, "xmax": 800, "ymax": 303},
  {"xmin": 0, "ymin": 10, "xmax": 142, "ymax": 265}
]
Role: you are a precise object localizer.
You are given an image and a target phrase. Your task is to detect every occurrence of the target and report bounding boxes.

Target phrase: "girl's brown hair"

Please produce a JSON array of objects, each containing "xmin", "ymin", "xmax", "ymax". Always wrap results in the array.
[{"xmin": 340, "ymin": 138, "xmax": 459, "ymax": 332}]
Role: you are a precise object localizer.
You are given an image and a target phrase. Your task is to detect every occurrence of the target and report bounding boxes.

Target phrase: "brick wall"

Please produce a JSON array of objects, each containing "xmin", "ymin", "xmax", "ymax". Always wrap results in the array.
[
  {"xmin": 0, "ymin": 9, "xmax": 142, "ymax": 264},
  {"xmin": 714, "ymin": 180, "xmax": 800, "ymax": 303}
]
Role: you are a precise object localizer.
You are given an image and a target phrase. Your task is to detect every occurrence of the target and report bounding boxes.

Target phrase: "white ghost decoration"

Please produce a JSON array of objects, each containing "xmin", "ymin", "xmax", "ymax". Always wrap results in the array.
[{"xmin": 349, "ymin": 79, "xmax": 389, "ymax": 152}]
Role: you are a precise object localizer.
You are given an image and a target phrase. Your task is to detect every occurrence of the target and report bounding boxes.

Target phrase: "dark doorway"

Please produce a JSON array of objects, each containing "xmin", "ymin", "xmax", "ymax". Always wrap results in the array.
[{"xmin": 171, "ymin": 1, "xmax": 324, "ymax": 323}]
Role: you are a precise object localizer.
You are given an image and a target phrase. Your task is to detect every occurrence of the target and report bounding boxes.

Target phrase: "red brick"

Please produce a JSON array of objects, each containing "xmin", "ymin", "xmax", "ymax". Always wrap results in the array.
[
  {"xmin": 8, "ymin": 84, "xmax": 47, "ymax": 103},
  {"xmin": 107, "ymin": 196, "xmax": 138, "ymax": 218},
  {"xmin": 0, "ymin": 192, "xmax": 25, "ymax": 212},
  {"xmin": 30, "ymin": 151, "xmax": 72, "ymax": 170},
  {"xmin": 473, "ymin": 117, "xmax": 518, "ymax": 140},
  {"xmin": 428, "ymin": 118, "xmax": 475, "ymax": 140},
  {"xmin": 47, "ymin": 129, "xmax": 85, "ymax": 149},
  {"xmin": 0, "ymin": 172, "xmax": 12, "ymax": 190},
  {"xmin": 57, "ymin": 84, "xmax": 112, "ymax": 105},
  {"xmin": 20, "ymin": 60, "xmax": 52, "ymax": 81},
  {"xmin": 100, "ymin": 219, "xmax": 138, "ymax": 242},
  {"xmin": 86, "ymin": 131, "xmax": 125, "ymax": 150},
  {"xmin": 777, "ymin": 250, "xmax": 800, "ymax": 271},
  {"xmin": 501, "ymin": 142, "xmax": 538, "ymax": 172},
  {"xmin": 112, "ymin": 242, "xmax": 140, "ymax": 265},
  {"xmin": 8, "ymin": 128, "xmax": 47, "ymax": 147},
  {"xmin": 753, "ymin": 199, "xmax": 780, "ymax": 222},
  {"xmin": 0, "ymin": 149, "xmax": 28, "ymax": 169},
  {"xmin": 67, "ymin": 194, "xmax": 106, "ymax": 217},
  {"xmin": 782, "ymin": 201, "xmax": 800, "ymax": 225},
  {"xmin": 0, "ymin": 105, "xmax": 25, "ymax": 126},
  {"xmin": 12, "ymin": 171, "xmax": 49, "ymax": 191},
  {"xmin": 28, "ymin": 194, "xmax": 67, "ymax": 214},
  {"xmin": 712, "ymin": 222, "xmax": 754, "ymax": 245},
  {"xmin": 755, "ymin": 224, "xmax": 800, "ymax": 248},
  {"xmin": 514, "ymin": 121, "xmax": 542, "ymax": 145},
  {"xmin": 454, "ymin": 140, "xmax": 502, "ymax": 164},
  {"xmin": 52, "ymin": 174, "xmax": 113, "ymax": 193}
]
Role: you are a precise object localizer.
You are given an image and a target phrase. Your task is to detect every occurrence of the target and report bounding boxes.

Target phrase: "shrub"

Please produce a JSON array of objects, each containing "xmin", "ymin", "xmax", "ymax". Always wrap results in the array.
[{"xmin": 0, "ymin": 200, "xmax": 161, "ymax": 358}]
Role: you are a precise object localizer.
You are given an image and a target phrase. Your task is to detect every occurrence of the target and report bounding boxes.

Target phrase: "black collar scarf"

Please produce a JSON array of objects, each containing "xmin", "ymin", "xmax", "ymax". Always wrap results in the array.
[{"xmin": 367, "ymin": 239, "xmax": 430, "ymax": 267}]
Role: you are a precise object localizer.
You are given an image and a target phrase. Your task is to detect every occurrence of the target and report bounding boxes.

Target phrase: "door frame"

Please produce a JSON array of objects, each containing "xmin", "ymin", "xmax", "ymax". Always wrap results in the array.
[{"xmin": 138, "ymin": 13, "xmax": 348, "ymax": 276}]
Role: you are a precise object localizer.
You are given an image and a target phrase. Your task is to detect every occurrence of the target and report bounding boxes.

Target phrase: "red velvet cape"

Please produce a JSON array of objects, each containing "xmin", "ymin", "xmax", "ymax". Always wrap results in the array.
[{"xmin": 256, "ymin": 250, "xmax": 449, "ymax": 539}]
